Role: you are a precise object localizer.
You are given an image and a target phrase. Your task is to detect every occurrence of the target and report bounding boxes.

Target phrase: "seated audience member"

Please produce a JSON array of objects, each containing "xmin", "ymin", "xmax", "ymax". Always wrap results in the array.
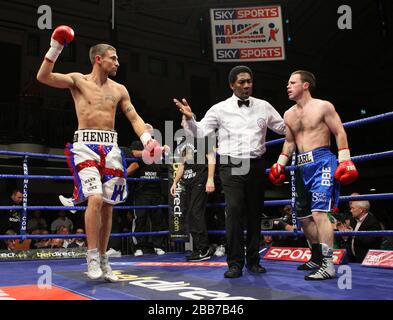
[
  {"xmin": 50, "ymin": 210, "xmax": 74, "ymax": 234},
  {"xmin": 261, "ymin": 235, "xmax": 274, "ymax": 248},
  {"xmin": 68, "ymin": 228, "xmax": 87, "ymax": 248},
  {"xmin": 339, "ymin": 199, "xmax": 383, "ymax": 262},
  {"xmin": 50, "ymin": 238, "xmax": 64, "ymax": 248},
  {"xmin": 57, "ymin": 226, "xmax": 71, "ymax": 248},
  {"xmin": 27, "ymin": 210, "xmax": 48, "ymax": 233},
  {"xmin": 34, "ymin": 229, "xmax": 51, "ymax": 249},
  {"xmin": 265, "ymin": 206, "xmax": 308, "ymax": 248},
  {"xmin": 2, "ymin": 229, "xmax": 18, "ymax": 250},
  {"xmin": 2, "ymin": 229, "xmax": 32, "ymax": 251}
]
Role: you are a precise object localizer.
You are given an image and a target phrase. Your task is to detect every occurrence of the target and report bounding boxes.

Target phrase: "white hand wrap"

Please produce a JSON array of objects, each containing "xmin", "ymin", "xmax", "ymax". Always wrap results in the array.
[
  {"xmin": 277, "ymin": 153, "xmax": 289, "ymax": 166},
  {"xmin": 45, "ymin": 39, "xmax": 64, "ymax": 63},
  {"xmin": 140, "ymin": 132, "xmax": 152, "ymax": 147},
  {"xmin": 338, "ymin": 149, "xmax": 351, "ymax": 162}
]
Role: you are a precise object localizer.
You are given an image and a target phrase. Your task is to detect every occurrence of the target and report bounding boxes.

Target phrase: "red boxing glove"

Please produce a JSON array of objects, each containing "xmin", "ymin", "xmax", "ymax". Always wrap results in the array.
[
  {"xmin": 143, "ymin": 139, "xmax": 163, "ymax": 164},
  {"xmin": 45, "ymin": 25, "xmax": 75, "ymax": 63},
  {"xmin": 140, "ymin": 132, "xmax": 163, "ymax": 164},
  {"xmin": 334, "ymin": 149, "xmax": 358, "ymax": 185},
  {"xmin": 268, "ymin": 153, "xmax": 289, "ymax": 186}
]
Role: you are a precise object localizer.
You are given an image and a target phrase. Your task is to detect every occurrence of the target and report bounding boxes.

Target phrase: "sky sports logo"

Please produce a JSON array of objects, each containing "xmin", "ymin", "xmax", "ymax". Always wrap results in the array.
[
  {"xmin": 212, "ymin": 7, "xmax": 279, "ymax": 20},
  {"xmin": 216, "ymin": 47, "xmax": 282, "ymax": 60}
]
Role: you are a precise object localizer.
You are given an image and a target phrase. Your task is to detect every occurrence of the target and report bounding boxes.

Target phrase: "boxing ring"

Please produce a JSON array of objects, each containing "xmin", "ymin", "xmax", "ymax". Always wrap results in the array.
[{"xmin": 0, "ymin": 112, "xmax": 393, "ymax": 300}]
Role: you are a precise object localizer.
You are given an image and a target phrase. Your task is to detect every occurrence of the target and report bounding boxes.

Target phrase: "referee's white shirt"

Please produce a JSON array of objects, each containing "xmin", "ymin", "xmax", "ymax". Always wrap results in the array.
[{"xmin": 184, "ymin": 94, "xmax": 285, "ymax": 158}]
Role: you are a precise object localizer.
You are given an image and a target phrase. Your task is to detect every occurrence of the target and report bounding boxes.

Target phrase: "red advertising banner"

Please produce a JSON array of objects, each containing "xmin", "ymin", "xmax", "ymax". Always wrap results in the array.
[
  {"xmin": 263, "ymin": 247, "xmax": 347, "ymax": 265},
  {"xmin": 0, "ymin": 285, "xmax": 90, "ymax": 300},
  {"xmin": 362, "ymin": 250, "xmax": 393, "ymax": 269}
]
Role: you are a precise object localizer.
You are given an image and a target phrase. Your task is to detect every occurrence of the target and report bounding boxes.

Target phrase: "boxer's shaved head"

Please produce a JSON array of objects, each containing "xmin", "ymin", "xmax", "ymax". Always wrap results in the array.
[{"xmin": 89, "ymin": 44, "xmax": 116, "ymax": 65}]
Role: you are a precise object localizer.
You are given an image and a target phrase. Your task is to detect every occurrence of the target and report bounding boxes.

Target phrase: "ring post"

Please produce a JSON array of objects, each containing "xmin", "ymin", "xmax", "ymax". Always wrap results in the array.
[
  {"xmin": 21, "ymin": 156, "xmax": 29, "ymax": 240},
  {"xmin": 290, "ymin": 152, "xmax": 300, "ymax": 232}
]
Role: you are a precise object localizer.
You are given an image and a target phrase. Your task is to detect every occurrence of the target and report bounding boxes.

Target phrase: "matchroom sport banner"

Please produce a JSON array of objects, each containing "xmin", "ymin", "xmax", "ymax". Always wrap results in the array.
[{"xmin": 210, "ymin": 5, "xmax": 285, "ymax": 62}]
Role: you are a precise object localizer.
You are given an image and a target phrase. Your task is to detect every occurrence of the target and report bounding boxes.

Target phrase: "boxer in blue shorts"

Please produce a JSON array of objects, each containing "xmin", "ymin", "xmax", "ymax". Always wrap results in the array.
[
  {"xmin": 37, "ymin": 26, "xmax": 163, "ymax": 281},
  {"xmin": 269, "ymin": 70, "xmax": 358, "ymax": 280}
]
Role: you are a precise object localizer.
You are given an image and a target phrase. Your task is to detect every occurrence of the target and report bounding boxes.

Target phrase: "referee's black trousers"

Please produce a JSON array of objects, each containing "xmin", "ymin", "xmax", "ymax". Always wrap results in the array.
[{"xmin": 219, "ymin": 157, "xmax": 265, "ymax": 269}]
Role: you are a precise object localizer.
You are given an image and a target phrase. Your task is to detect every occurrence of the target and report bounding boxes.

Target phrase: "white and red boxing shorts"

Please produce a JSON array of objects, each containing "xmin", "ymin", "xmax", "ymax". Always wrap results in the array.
[{"xmin": 65, "ymin": 129, "xmax": 128, "ymax": 205}]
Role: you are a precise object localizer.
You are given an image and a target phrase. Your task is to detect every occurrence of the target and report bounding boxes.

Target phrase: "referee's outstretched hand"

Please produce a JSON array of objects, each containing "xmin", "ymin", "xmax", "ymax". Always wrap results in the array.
[{"xmin": 173, "ymin": 98, "xmax": 193, "ymax": 120}]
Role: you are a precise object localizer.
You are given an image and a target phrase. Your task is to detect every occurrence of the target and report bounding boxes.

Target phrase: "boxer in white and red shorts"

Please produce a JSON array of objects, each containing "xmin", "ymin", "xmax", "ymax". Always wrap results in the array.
[{"xmin": 37, "ymin": 25, "xmax": 162, "ymax": 282}]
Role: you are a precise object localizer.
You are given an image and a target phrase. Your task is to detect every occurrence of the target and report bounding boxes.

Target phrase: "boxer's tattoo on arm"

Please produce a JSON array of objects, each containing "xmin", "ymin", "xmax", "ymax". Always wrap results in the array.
[{"xmin": 124, "ymin": 105, "xmax": 135, "ymax": 114}]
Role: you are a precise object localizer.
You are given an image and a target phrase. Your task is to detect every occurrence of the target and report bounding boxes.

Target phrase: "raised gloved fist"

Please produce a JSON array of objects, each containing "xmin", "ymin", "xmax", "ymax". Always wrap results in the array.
[
  {"xmin": 52, "ymin": 25, "xmax": 74, "ymax": 46},
  {"xmin": 45, "ymin": 25, "xmax": 75, "ymax": 63},
  {"xmin": 268, "ymin": 153, "xmax": 289, "ymax": 186},
  {"xmin": 334, "ymin": 149, "xmax": 358, "ymax": 185}
]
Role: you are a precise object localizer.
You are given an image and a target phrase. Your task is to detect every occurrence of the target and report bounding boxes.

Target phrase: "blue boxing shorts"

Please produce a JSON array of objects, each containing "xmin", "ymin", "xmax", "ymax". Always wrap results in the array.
[{"xmin": 295, "ymin": 146, "xmax": 340, "ymax": 219}]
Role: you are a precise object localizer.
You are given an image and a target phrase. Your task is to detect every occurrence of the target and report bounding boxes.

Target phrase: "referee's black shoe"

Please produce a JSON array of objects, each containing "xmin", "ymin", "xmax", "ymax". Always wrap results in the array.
[
  {"xmin": 247, "ymin": 264, "xmax": 267, "ymax": 274},
  {"xmin": 224, "ymin": 265, "xmax": 242, "ymax": 278}
]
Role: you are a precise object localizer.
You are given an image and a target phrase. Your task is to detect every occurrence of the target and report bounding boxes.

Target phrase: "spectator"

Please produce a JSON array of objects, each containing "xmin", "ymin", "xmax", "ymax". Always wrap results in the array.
[
  {"xmin": 274, "ymin": 205, "xmax": 296, "ymax": 231},
  {"xmin": 261, "ymin": 235, "xmax": 274, "ymax": 248},
  {"xmin": 343, "ymin": 215, "xmax": 352, "ymax": 229},
  {"xmin": 2, "ymin": 229, "xmax": 18, "ymax": 250},
  {"xmin": 68, "ymin": 228, "xmax": 87, "ymax": 248},
  {"xmin": 34, "ymin": 229, "xmax": 51, "ymax": 249},
  {"xmin": 120, "ymin": 211, "xmax": 136, "ymax": 254},
  {"xmin": 1, "ymin": 189, "xmax": 23, "ymax": 234},
  {"xmin": 271, "ymin": 205, "xmax": 308, "ymax": 248},
  {"xmin": 27, "ymin": 210, "xmax": 47, "ymax": 233},
  {"xmin": 121, "ymin": 211, "xmax": 135, "ymax": 233},
  {"xmin": 50, "ymin": 238, "xmax": 64, "ymax": 249},
  {"xmin": 50, "ymin": 210, "xmax": 74, "ymax": 234},
  {"xmin": 57, "ymin": 226, "xmax": 71, "ymax": 248},
  {"xmin": 0, "ymin": 228, "xmax": 30, "ymax": 251},
  {"xmin": 339, "ymin": 199, "xmax": 383, "ymax": 262},
  {"xmin": 29, "ymin": 229, "xmax": 42, "ymax": 249}
]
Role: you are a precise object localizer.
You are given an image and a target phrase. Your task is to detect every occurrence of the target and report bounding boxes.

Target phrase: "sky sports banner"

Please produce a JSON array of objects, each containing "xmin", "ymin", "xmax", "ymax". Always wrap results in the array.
[
  {"xmin": 210, "ymin": 5, "xmax": 285, "ymax": 62},
  {"xmin": 263, "ymin": 247, "xmax": 347, "ymax": 265}
]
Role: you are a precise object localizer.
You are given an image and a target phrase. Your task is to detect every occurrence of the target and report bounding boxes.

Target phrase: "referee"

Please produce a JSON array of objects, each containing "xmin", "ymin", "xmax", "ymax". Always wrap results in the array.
[{"xmin": 174, "ymin": 65, "xmax": 285, "ymax": 278}]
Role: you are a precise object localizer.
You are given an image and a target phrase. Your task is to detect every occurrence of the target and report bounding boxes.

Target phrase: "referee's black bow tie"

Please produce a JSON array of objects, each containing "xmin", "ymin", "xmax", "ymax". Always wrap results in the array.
[{"xmin": 238, "ymin": 99, "xmax": 250, "ymax": 107}]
